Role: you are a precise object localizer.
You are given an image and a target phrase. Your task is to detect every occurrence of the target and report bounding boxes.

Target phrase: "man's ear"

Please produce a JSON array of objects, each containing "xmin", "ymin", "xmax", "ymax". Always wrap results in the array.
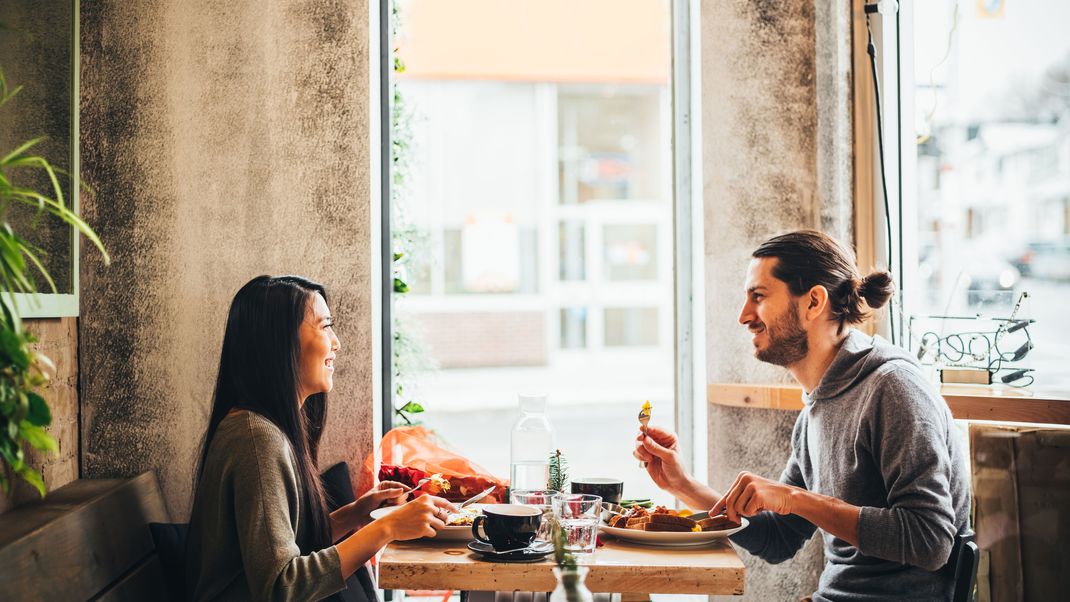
[{"xmin": 805, "ymin": 285, "xmax": 829, "ymax": 321}]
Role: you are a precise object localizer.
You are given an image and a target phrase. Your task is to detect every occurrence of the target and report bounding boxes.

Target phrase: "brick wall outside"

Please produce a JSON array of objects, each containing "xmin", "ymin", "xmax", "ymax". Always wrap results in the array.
[
  {"xmin": 412, "ymin": 311, "xmax": 547, "ymax": 368},
  {"xmin": 0, "ymin": 317, "xmax": 79, "ymax": 513}
]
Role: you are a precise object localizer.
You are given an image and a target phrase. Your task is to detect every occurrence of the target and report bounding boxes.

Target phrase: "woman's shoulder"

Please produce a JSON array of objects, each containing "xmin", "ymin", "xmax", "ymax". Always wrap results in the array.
[{"xmin": 211, "ymin": 411, "xmax": 293, "ymax": 466}]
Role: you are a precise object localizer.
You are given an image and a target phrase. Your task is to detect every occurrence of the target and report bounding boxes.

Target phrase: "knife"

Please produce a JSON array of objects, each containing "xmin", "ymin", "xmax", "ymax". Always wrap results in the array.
[{"xmin": 459, "ymin": 486, "xmax": 497, "ymax": 509}]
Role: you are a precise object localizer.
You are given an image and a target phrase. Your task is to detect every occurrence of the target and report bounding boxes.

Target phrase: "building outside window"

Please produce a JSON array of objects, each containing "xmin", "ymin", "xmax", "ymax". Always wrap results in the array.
[
  {"xmin": 390, "ymin": 0, "xmax": 676, "ymax": 503},
  {"xmin": 905, "ymin": 0, "xmax": 1070, "ymax": 388}
]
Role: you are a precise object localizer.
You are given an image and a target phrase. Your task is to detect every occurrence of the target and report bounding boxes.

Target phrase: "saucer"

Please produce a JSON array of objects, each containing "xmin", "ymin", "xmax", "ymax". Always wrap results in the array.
[{"xmin": 467, "ymin": 540, "xmax": 554, "ymax": 562}]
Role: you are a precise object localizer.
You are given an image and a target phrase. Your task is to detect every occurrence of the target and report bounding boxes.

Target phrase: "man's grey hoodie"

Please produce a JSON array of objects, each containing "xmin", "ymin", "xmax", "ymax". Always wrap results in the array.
[{"xmin": 729, "ymin": 329, "xmax": 971, "ymax": 601}]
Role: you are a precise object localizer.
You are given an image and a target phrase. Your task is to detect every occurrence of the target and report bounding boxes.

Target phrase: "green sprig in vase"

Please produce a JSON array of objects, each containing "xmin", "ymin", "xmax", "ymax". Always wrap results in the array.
[{"xmin": 550, "ymin": 518, "xmax": 593, "ymax": 602}]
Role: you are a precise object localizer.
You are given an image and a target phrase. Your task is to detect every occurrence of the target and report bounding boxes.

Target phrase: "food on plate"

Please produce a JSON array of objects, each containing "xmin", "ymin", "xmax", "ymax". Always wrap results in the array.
[
  {"xmin": 378, "ymin": 464, "xmax": 506, "ymax": 503},
  {"xmin": 696, "ymin": 514, "xmax": 742, "ymax": 532},
  {"xmin": 607, "ymin": 505, "xmax": 705, "ymax": 532},
  {"xmin": 425, "ymin": 473, "xmax": 451, "ymax": 494},
  {"xmin": 445, "ymin": 507, "xmax": 480, "ymax": 526}
]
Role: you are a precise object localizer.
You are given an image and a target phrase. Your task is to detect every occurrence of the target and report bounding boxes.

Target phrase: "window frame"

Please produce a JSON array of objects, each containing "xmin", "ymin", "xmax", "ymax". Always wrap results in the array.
[
  {"xmin": 7, "ymin": 0, "xmax": 83, "ymax": 319},
  {"xmin": 378, "ymin": 0, "xmax": 705, "ymax": 478}
]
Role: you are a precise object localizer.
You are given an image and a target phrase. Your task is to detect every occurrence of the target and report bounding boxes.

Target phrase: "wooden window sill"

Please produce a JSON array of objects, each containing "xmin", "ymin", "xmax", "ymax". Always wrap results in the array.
[{"xmin": 708, "ymin": 383, "xmax": 1070, "ymax": 426}]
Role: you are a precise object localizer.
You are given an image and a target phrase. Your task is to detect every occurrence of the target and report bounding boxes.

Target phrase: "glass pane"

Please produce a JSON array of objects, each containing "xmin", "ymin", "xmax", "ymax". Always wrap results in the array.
[
  {"xmin": 558, "ymin": 88, "xmax": 663, "ymax": 204},
  {"xmin": 558, "ymin": 221, "xmax": 586, "ymax": 281},
  {"xmin": 912, "ymin": 2, "xmax": 1070, "ymax": 387},
  {"xmin": 559, "ymin": 307, "xmax": 587, "ymax": 349},
  {"xmin": 392, "ymin": 0, "xmax": 675, "ymax": 504},
  {"xmin": 0, "ymin": 2, "xmax": 75, "ymax": 294},
  {"xmin": 603, "ymin": 224, "xmax": 658, "ymax": 281},
  {"xmin": 604, "ymin": 307, "xmax": 659, "ymax": 347}
]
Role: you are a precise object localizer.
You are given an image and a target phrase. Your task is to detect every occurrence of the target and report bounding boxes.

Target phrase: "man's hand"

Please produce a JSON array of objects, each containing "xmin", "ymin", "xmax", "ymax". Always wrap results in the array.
[
  {"xmin": 710, "ymin": 471, "xmax": 797, "ymax": 524},
  {"xmin": 633, "ymin": 426, "xmax": 692, "ymax": 494}
]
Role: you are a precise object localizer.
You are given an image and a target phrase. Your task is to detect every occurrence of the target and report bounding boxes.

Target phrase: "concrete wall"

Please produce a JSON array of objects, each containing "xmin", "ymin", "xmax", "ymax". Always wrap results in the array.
[
  {"xmin": 78, "ymin": 0, "xmax": 374, "ymax": 520},
  {"xmin": 701, "ymin": 0, "xmax": 853, "ymax": 599}
]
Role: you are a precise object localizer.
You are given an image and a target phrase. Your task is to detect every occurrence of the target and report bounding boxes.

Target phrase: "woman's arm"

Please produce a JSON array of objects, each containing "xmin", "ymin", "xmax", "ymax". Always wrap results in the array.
[
  {"xmin": 329, "ymin": 481, "xmax": 409, "ymax": 541},
  {"xmin": 336, "ymin": 495, "xmax": 456, "ymax": 577}
]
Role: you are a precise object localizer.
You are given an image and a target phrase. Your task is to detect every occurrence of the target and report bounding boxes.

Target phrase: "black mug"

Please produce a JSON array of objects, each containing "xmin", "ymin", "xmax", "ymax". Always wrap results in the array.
[
  {"xmin": 570, "ymin": 478, "xmax": 623, "ymax": 504},
  {"xmin": 471, "ymin": 504, "xmax": 542, "ymax": 551}
]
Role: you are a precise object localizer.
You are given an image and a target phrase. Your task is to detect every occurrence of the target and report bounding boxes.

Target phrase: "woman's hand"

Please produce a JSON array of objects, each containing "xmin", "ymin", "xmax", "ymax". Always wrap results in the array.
[
  {"xmin": 379, "ymin": 495, "xmax": 457, "ymax": 541},
  {"xmin": 350, "ymin": 480, "xmax": 409, "ymax": 527}
]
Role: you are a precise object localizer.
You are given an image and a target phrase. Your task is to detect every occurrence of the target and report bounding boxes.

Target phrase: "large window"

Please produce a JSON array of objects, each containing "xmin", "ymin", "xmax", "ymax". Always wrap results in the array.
[
  {"xmin": 0, "ymin": 1, "xmax": 82, "ymax": 317},
  {"xmin": 898, "ymin": 0, "xmax": 1070, "ymax": 389},
  {"xmin": 387, "ymin": 0, "xmax": 680, "ymax": 504}
]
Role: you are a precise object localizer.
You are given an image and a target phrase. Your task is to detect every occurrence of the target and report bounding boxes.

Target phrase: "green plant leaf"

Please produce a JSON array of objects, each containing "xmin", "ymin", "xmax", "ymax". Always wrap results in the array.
[
  {"xmin": 393, "ymin": 277, "xmax": 409, "ymax": 294},
  {"xmin": 18, "ymin": 466, "xmax": 45, "ymax": 498},
  {"xmin": 0, "ymin": 433, "xmax": 23, "ymax": 467},
  {"xmin": 19, "ymin": 422, "xmax": 58, "ymax": 453},
  {"xmin": 26, "ymin": 392, "xmax": 50, "ymax": 426},
  {"xmin": 393, "ymin": 252, "xmax": 404, "ymax": 262},
  {"xmin": 398, "ymin": 401, "xmax": 424, "ymax": 414},
  {"xmin": 0, "ymin": 325, "xmax": 29, "ymax": 368},
  {"xmin": 0, "ymin": 136, "xmax": 45, "ymax": 166}
]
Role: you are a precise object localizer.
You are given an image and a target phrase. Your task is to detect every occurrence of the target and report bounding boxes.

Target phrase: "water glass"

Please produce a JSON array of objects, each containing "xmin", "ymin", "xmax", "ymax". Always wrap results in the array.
[
  {"xmin": 510, "ymin": 490, "xmax": 555, "ymax": 543},
  {"xmin": 552, "ymin": 493, "xmax": 601, "ymax": 554}
]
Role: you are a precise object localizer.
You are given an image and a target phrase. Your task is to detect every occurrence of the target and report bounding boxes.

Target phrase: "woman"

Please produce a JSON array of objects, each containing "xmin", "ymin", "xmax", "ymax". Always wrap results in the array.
[{"xmin": 185, "ymin": 275, "xmax": 454, "ymax": 601}]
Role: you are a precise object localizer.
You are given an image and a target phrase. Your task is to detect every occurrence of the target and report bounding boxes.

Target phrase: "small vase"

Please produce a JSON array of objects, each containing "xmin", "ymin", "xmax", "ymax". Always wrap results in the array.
[{"xmin": 550, "ymin": 566, "xmax": 594, "ymax": 602}]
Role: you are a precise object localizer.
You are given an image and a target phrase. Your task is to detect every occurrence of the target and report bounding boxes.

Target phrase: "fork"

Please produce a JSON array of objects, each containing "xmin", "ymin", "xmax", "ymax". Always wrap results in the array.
[{"xmin": 638, "ymin": 402, "xmax": 652, "ymax": 468}]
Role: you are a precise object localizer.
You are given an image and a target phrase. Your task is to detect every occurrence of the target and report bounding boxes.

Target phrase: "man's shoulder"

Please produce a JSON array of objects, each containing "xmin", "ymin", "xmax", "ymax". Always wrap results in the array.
[{"xmin": 864, "ymin": 360, "xmax": 947, "ymax": 417}]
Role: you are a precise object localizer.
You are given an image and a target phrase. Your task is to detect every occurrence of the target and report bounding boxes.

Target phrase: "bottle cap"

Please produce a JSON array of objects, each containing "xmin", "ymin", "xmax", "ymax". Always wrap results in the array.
[{"xmin": 518, "ymin": 393, "xmax": 547, "ymax": 412}]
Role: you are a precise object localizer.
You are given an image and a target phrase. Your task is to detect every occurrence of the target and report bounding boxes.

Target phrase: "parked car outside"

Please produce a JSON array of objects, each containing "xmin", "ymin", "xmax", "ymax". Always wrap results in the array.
[{"xmin": 1011, "ymin": 238, "xmax": 1070, "ymax": 281}]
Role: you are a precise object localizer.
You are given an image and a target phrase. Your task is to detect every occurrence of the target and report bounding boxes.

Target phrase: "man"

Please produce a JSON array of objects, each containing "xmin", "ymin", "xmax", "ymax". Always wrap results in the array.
[{"xmin": 635, "ymin": 230, "xmax": 970, "ymax": 601}]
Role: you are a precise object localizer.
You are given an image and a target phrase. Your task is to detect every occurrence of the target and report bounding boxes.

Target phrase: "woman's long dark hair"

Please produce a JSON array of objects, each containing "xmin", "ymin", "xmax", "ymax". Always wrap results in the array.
[{"xmin": 197, "ymin": 275, "xmax": 332, "ymax": 554}]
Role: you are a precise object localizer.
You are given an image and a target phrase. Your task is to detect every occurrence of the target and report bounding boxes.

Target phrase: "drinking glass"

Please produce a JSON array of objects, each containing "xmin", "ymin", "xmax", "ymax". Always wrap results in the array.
[
  {"xmin": 510, "ymin": 490, "xmax": 555, "ymax": 543},
  {"xmin": 552, "ymin": 493, "xmax": 601, "ymax": 554}
]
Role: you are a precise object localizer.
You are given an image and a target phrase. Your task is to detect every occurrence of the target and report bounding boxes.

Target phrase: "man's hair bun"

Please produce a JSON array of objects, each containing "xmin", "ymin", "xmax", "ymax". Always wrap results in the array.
[{"xmin": 859, "ymin": 271, "xmax": 894, "ymax": 309}]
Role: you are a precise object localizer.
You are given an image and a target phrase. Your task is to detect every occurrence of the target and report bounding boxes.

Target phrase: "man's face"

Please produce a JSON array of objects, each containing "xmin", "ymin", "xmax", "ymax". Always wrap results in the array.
[{"xmin": 738, "ymin": 258, "xmax": 808, "ymax": 367}]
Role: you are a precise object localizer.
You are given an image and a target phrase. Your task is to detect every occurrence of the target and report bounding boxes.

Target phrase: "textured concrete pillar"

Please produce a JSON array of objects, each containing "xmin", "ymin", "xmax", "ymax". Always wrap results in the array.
[
  {"xmin": 79, "ymin": 0, "xmax": 374, "ymax": 520},
  {"xmin": 701, "ymin": 0, "xmax": 853, "ymax": 599}
]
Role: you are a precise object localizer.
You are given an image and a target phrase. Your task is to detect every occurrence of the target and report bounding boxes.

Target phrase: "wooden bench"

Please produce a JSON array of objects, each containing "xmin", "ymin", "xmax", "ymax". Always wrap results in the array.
[{"xmin": 0, "ymin": 471, "xmax": 171, "ymax": 601}]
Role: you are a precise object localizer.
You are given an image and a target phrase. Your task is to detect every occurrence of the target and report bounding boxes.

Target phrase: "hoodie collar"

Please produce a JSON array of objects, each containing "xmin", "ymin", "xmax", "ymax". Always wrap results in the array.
[{"xmin": 804, "ymin": 329, "xmax": 911, "ymax": 403}]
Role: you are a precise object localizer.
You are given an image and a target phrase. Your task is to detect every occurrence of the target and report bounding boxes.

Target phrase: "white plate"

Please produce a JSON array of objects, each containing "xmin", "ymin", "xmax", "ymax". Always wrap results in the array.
[
  {"xmin": 600, "ymin": 516, "xmax": 749, "ymax": 547},
  {"xmin": 369, "ymin": 504, "xmax": 485, "ymax": 541}
]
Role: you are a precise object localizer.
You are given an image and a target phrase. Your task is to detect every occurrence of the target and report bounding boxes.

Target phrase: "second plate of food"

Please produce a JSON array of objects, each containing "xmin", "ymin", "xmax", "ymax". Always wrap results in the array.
[
  {"xmin": 601, "ymin": 513, "xmax": 748, "ymax": 547},
  {"xmin": 369, "ymin": 504, "xmax": 484, "ymax": 541}
]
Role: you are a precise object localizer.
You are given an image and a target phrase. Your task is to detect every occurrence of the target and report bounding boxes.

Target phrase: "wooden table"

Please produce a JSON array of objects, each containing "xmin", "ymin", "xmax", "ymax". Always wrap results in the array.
[{"xmin": 378, "ymin": 537, "xmax": 745, "ymax": 596}]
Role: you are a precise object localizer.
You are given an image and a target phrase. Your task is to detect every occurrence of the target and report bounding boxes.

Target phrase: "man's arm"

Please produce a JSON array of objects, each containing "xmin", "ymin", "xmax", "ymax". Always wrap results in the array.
[
  {"xmin": 634, "ymin": 427, "xmax": 722, "ymax": 508},
  {"xmin": 711, "ymin": 473, "xmax": 860, "ymax": 546}
]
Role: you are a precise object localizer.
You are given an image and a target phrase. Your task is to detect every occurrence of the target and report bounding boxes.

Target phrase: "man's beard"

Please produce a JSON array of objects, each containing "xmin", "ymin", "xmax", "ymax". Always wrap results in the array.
[{"xmin": 754, "ymin": 303, "xmax": 809, "ymax": 367}]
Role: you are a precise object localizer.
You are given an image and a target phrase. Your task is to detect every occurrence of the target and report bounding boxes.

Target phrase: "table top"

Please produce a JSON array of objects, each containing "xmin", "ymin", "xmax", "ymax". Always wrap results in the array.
[{"xmin": 378, "ymin": 537, "xmax": 745, "ymax": 595}]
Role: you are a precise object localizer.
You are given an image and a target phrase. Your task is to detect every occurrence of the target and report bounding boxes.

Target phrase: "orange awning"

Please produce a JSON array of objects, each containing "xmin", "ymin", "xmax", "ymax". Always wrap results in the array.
[{"xmin": 395, "ymin": 0, "xmax": 671, "ymax": 84}]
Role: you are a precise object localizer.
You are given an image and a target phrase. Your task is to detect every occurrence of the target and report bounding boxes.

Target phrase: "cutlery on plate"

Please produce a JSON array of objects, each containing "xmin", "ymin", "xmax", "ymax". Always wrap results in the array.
[
  {"xmin": 458, "ymin": 486, "xmax": 497, "ymax": 509},
  {"xmin": 638, "ymin": 400, "xmax": 652, "ymax": 468}
]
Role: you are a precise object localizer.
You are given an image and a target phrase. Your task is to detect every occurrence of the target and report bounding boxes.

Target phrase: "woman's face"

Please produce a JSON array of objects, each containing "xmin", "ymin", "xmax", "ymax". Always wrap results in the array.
[{"xmin": 297, "ymin": 293, "xmax": 340, "ymax": 403}]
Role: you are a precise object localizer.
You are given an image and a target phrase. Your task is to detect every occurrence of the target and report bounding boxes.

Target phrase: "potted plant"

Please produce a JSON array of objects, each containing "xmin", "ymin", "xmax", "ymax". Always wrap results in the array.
[{"xmin": 0, "ymin": 67, "xmax": 109, "ymax": 497}]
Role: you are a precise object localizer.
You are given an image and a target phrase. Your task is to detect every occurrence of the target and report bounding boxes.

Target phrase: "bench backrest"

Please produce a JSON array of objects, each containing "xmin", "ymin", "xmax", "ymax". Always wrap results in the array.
[{"xmin": 0, "ymin": 471, "xmax": 170, "ymax": 601}]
